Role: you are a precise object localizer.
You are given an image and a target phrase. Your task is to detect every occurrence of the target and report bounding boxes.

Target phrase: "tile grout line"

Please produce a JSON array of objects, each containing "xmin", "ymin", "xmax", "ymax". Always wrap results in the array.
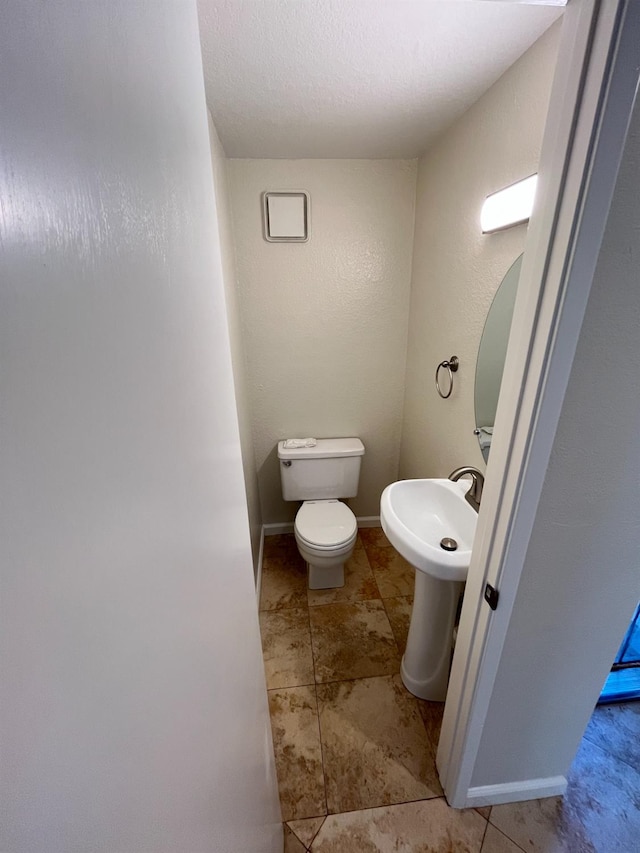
[
  {"xmin": 380, "ymin": 595, "xmax": 403, "ymax": 656},
  {"xmin": 306, "ymin": 594, "xmax": 382, "ymax": 610},
  {"xmin": 309, "ymin": 536, "xmax": 398, "ymax": 821},
  {"xmin": 304, "ymin": 799, "xmax": 506, "ymax": 852},
  {"xmin": 478, "ymin": 810, "xmax": 490, "ymax": 852},
  {"xmin": 259, "ymin": 603, "xmax": 315, "ymax": 692},
  {"xmin": 267, "ymin": 682, "xmax": 315, "ymax": 693},
  {"xmin": 267, "ymin": 534, "xmax": 576, "ymax": 852},
  {"xmin": 359, "ymin": 540, "xmax": 383, "ymax": 602},
  {"xmin": 266, "ymin": 533, "xmax": 450, "ymax": 839},
  {"xmin": 259, "ymin": 603, "xmax": 308, "ymax": 613},
  {"xmin": 306, "ymin": 540, "xmax": 383, "ymax": 609},
  {"xmin": 261, "ymin": 546, "xmax": 325, "ymax": 828},
  {"xmin": 358, "ymin": 544, "xmax": 440, "ymax": 753},
  {"xmin": 367, "ymin": 589, "xmax": 444, "ymax": 766},
  {"xmin": 305, "ymin": 815, "xmax": 326, "ymax": 850},
  {"xmin": 312, "ymin": 680, "xmax": 329, "ymax": 832},
  {"xmin": 306, "ymin": 585, "xmax": 330, "ymax": 822},
  {"xmin": 581, "ymin": 727, "xmax": 640, "ymax": 776},
  {"xmin": 305, "ymin": 591, "xmax": 412, "ymax": 611},
  {"xmin": 305, "ymin": 793, "xmax": 448, "ymax": 823},
  {"xmin": 485, "ymin": 821, "xmax": 528, "ymax": 853},
  {"xmin": 316, "ymin": 670, "xmax": 399, "ymax": 687},
  {"xmin": 286, "ymin": 815, "xmax": 326, "ymax": 852}
]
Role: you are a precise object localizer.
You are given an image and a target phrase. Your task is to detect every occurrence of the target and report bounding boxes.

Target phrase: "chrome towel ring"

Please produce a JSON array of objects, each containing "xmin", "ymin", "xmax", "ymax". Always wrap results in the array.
[{"xmin": 435, "ymin": 355, "xmax": 459, "ymax": 399}]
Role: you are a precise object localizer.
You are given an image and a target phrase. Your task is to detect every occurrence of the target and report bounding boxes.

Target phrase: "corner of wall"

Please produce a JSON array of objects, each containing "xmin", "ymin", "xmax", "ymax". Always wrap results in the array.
[
  {"xmin": 206, "ymin": 111, "xmax": 263, "ymax": 579},
  {"xmin": 398, "ymin": 26, "xmax": 560, "ymax": 481},
  {"xmin": 225, "ymin": 158, "xmax": 418, "ymax": 524}
]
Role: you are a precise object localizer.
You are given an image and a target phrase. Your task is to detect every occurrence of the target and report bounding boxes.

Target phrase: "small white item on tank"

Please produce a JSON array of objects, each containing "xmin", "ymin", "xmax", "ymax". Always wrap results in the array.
[{"xmin": 283, "ymin": 438, "xmax": 317, "ymax": 449}]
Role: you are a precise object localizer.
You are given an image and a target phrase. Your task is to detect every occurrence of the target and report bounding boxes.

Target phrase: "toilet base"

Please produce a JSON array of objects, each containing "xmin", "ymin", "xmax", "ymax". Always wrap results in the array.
[
  {"xmin": 307, "ymin": 561, "xmax": 345, "ymax": 590},
  {"xmin": 295, "ymin": 525, "xmax": 355, "ymax": 591}
]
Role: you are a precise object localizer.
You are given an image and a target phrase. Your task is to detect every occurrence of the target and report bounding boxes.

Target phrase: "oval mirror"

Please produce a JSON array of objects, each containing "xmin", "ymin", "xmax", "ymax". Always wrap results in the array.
[{"xmin": 474, "ymin": 254, "xmax": 522, "ymax": 462}]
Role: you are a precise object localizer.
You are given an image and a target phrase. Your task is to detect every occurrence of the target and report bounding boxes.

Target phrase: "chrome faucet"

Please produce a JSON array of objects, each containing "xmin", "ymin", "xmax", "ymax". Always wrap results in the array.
[{"xmin": 448, "ymin": 466, "xmax": 485, "ymax": 512}]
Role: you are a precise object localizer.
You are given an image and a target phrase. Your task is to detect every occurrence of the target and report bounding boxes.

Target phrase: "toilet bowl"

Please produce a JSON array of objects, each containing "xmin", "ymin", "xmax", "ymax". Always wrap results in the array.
[{"xmin": 294, "ymin": 499, "xmax": 358, "ymax": 589}]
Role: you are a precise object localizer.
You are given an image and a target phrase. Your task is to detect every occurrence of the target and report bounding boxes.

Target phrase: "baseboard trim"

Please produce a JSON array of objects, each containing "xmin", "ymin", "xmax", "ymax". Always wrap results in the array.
[
  {"xmin": 263, "ymin": 516, "xmax": 381, "ymax": 538},
  {"xmin": 263, "ymin": 522, "xmax": 294, "ymax": 536},
  {"xmin": 357, "ymin": 515, "xmax": 381, "ymax": 528},
  {"xmin": 256, "ymin": 527, "xmax": 265, "ymax": 604},
  {"xmin": 464, "ymin": 775, "xmax": 567, "ymax": 808}
]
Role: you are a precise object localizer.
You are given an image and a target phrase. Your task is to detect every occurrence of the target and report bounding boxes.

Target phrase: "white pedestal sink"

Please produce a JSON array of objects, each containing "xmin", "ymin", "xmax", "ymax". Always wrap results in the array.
[{"xmin": 380, "ymin": 478, "xmax": 478, "ymax": 702}]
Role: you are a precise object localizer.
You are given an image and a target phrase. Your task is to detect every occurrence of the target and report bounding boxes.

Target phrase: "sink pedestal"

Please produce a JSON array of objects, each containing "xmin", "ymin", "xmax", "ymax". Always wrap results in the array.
[
  {"xmin": 380, "ymin": 477, "xmax": 477, "ymax": 703},
  {"xmin": 401, "ymin": 571, "xmax": 464, "ymax": 702}
]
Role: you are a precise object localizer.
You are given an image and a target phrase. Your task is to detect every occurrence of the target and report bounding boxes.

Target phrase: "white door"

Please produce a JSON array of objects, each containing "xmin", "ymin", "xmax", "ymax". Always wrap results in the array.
[{"xmin": 438, "ymin": 0, "xmax": 640, "ymax": 808}]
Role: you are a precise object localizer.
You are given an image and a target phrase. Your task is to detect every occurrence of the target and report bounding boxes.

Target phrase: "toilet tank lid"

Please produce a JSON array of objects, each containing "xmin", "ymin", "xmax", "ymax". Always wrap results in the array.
[{"xmin": 278, "ymin": 437, "xmax": 364, "ymax": 460}]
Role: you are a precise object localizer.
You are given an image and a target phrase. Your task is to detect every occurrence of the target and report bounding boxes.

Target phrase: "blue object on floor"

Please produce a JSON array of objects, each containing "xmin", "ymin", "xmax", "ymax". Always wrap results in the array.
[{"xmin": 600, "ymin": 602, "xmax": 640, "ymax": 704}]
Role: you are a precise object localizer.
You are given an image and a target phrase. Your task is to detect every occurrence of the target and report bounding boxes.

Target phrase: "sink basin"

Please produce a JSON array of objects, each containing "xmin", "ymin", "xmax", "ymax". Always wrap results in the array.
[
  {"xmin": 380, "ymin": 478, "xmax": 477, "ymax": 582},
  {"xmin": 380, "ymin": 477, "xmax": 479, "ymax": 701}
]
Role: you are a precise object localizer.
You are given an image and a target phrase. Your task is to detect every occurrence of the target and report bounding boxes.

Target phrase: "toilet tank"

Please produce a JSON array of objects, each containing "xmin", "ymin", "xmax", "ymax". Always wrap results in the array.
[{"xmin": 278, "ymin": 438, "xmax": 365, "ymax": 501}]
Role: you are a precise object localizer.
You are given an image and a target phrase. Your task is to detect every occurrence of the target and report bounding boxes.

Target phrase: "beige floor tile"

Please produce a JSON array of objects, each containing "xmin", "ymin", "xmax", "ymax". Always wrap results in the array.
[
  {"xmin": 416, "ymin": 698, "xmax": 444, "ymax": 760},
  {"xmin": 307, "ymin": 537, "xmax": 380, "ymax": 607},
  {"xmin": 490, "ymin": 737, "xmax": 640, "ymax": 852},
  {"xmin": 583, "ymin": 701, "xmax": 640, "ymax": 772},
  {"xmin": 264, "ymin": 532, "xmax": 298, "ymax": 561},
  {"xmin": 382, "ymin": 595, "xmax": 413, "ymax": 654},
  {"xmin": 317, "ymin": 674, "xmax": 443, "ymax": 814},
  {"xmin": 366, "ymin": 546, "xmax": 415, "ymax": 598},
  {"xmin": 311, "ymin": 797, "xmax": 486, "ymax": 852},
  {"xmin": 260, "ymin": 607, "xmax": 314, "ymax": 689},
  {"xmin": 268, "ymin": 685, "xmax": 327, "ymax": 822},
  {"xmin": 288, "ymin": 817, "xmax": 326, "ymax": 848},
  {"xmin": 359, "ymin": 527, "xmax": 392, "ymax": 549},
  {"xmin": 490, "ymin": 798, "xmax": 581, "ymax": 853},
  {"xmin": 284, "ymin": 823, "xmax": 307, "ymax": 852},
  {"xmin": 260, "ymin": 536, "xmax": 308, "ymax": 611},
  {"xmin": 476, "ymin": 806, "xmax": 492, "ymax": 821},
  {"xmin": 309, "ymin": 600, "xmax": 400, "ymax": 683},
  {"xmin": 481, "ymin": 823, "xmax": 523, "ymax": 852}
]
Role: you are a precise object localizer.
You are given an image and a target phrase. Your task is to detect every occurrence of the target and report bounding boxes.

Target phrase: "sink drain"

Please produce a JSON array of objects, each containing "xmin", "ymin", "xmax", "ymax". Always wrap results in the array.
[{"xmin": 440, "ymin": 537, "xmax": 458, "ymax": 552}]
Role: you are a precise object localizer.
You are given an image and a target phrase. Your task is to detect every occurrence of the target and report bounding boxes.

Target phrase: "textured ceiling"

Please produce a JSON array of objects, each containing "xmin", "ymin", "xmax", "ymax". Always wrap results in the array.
[{"xmin": 197, "ymin": 1, "xmax": 563, "ymax": 159}]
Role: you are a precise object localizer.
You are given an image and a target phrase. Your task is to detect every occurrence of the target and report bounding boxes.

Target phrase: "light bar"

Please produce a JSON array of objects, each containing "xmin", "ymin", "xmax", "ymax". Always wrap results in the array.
[{"xmin": 481, "ymin": 174, "xmax": 538, "ymax": 234}]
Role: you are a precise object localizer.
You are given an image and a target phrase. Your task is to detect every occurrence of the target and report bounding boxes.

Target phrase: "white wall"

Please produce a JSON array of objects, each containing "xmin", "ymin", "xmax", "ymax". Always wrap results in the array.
[
  {"xmin": 208, "ymin": 114, "xmax": 263, "ymax": 577},
  {"xmin": 470, "ymin": 93, "xmax": 640, "ymax": 788},
  {"xmin": 399, "ymin": 23, "xmax": 560, "ymax": 480},
  {"xmin": 0, "ymin": 3, "xmax": 281, "ymax": 851},
  {"xmin": 228, "ymin": 159, "xmax": 417, "ymax": 523}
]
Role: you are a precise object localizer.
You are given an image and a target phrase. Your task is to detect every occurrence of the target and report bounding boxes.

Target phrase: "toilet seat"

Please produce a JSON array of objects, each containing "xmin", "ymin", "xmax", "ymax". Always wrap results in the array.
[{"xmin": 295, "ymin": 500, "xmax": 357, "ymax": 549}]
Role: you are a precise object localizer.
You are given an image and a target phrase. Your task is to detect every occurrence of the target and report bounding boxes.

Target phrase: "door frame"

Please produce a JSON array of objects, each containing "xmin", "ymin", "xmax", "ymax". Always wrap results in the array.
[{"xmin": 437, "ymin": 0, "xmax": 640, "ymax": 807}]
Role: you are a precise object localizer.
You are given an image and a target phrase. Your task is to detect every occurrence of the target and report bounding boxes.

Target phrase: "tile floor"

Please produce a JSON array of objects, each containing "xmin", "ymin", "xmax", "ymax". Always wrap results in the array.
[{"xmin": 260, "ymin": 529, "xmax": 640, "ymax": 852}]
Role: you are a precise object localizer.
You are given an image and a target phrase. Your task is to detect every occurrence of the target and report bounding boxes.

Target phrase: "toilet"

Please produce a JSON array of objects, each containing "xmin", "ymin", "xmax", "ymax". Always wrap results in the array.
[{"xmin": 278, "ymin": 437, "xmax": 365, "ymax": 589}]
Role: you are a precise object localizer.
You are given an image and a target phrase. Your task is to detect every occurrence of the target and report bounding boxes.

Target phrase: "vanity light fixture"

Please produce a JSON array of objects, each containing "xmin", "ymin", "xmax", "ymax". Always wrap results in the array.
[{"xmin": 480, "ymin": 174, "xmax": 538, "ymax": 234}]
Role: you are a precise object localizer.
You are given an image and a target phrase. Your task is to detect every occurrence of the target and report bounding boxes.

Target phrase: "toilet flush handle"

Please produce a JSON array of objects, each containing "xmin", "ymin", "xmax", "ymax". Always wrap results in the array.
[{"xmin": 282, "ymin": 460, "xmax": 292, "ymax": 467}]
